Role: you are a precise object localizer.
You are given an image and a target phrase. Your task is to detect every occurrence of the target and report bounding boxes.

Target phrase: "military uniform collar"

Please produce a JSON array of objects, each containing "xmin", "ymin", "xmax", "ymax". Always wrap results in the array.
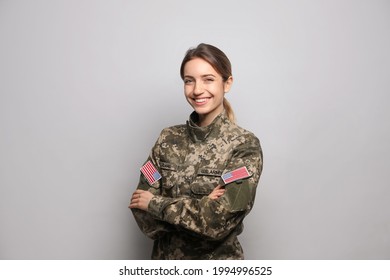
[{"xmin": 186, "ymin": 111, "xmax": 227, "ymax": 142}]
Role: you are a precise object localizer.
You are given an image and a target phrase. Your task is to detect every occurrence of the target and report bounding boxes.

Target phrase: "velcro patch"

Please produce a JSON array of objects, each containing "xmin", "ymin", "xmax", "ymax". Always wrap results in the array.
[
  {"xmin": 140, "ymin": 161, "xmax": 162, "ymax": 185},
  {"xmin": 221, "ymin": 166, "xmax": 251, "ymax": 185}
]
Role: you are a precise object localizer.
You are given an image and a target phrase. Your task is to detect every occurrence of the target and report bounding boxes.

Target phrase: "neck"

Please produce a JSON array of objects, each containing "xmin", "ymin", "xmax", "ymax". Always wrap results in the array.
[
  {"xmin": 198, "ymin": 115, "xmax": 212, "ymax": 127},
  {"xmin": 197, "ymin": 108, "xmax": 224, "ymax": 127}
]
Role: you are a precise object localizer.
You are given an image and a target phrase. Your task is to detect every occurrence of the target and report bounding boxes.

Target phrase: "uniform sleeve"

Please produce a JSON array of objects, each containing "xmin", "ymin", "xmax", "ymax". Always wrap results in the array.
[
  {"xmin": 147, "ymin": 134, "xmax": 263, "ymax": 241},
  {"xmin": 131, "ymin": 135, "xmax": 176, "ymax": 240}
]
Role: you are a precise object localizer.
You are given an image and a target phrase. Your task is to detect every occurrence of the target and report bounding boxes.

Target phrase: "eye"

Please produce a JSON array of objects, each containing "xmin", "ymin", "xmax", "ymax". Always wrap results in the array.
[
  {"xmin": 184, "ymin": 79, "xmax": 194, "ymax": 84},
  {"xmin": 203, "ymin": 75, "xmax": 215, "ymax": 84}
]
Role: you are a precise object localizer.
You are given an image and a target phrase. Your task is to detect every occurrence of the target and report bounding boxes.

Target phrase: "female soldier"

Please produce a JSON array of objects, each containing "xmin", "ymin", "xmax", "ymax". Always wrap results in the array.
[{"xmin": 129, "ymin": 43, "xmax": 263, "ymax": 260}]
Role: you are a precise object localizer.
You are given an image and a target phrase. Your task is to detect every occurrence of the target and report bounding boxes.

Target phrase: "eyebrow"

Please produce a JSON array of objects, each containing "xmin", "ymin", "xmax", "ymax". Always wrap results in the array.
[{"xmin": 183, "ymin": 74, "xmax": 216, "ymax": 79}]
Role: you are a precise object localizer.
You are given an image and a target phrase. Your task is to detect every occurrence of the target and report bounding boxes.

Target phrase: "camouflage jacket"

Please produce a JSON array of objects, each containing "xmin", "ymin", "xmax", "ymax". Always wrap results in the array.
[{"xmin": 132, "ymin": 111, "xmax": 263, "ymax": 259}]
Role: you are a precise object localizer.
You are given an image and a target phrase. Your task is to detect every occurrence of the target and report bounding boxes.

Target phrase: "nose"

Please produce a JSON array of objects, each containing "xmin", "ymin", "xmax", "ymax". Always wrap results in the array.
[{"xmin": 193, "ymin": 81, "xmax": 204, "ymax": 95}]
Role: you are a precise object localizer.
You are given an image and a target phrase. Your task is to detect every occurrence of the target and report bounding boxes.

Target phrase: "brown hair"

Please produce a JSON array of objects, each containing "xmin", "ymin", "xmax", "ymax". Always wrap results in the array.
[{"xmin": 180, "ymin": 43, "xmax": 235, "ymax": 123}]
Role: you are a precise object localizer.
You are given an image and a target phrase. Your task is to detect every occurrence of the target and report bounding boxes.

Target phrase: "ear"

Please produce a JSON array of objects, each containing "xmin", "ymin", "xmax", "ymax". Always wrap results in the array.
[{"xmin": 224, "ymin": 76, "xmax": 233, "ymax": 93}]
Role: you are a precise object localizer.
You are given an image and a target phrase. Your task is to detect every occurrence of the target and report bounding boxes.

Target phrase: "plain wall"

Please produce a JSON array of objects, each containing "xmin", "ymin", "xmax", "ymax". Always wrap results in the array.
[{"xmin": 0, "ymin": 0, "xmax": 389, "ymax": 259}]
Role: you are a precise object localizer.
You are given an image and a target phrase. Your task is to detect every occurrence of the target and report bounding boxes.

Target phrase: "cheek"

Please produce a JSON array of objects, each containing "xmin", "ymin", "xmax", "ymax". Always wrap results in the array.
[
  {"xmin": 184, "ymin": 90, "xmax": 191, "ymax": 99},
  {"xmin": 211, "ymin": 85, "xmax": 225, "ymax": 98},
  {"xmin": 184, "ymin": 89, "xmax": 193, "ymax": 103},
  {"xmin": 184, "ymin": 85, "xmax": 192, "ymax": 96}
]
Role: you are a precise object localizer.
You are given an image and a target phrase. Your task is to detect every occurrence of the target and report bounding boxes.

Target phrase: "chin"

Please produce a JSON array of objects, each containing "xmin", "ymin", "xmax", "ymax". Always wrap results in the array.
[{"xmin": 194, "ymin": 107, "xmax": 212, "ymax": 115}]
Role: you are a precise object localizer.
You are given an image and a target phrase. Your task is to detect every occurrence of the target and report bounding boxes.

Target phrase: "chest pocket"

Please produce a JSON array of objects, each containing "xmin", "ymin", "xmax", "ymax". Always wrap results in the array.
[
  {"xmin": 159, "ymin": 161, "xmax": 178, "ymax": 197},
  {"xmin": 190, "ymin": 167, "xmax": 224, "ymax": 199}
]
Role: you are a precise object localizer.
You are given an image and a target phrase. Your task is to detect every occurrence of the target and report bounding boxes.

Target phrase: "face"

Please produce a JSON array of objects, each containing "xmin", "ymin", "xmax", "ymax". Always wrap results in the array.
[{"xmin": 183, "ymin": 58, "xmax": 233, "ymax": 126}]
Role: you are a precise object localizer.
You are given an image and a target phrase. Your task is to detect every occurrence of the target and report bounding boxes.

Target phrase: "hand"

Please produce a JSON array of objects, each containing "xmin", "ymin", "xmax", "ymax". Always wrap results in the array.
[
  {"xmin": 208, "ymin": 185, "xmax": 225, "ymax": 200},
  {"xmin": 128, "ymin": 190, "xmax": 154, "ymax": 211}
]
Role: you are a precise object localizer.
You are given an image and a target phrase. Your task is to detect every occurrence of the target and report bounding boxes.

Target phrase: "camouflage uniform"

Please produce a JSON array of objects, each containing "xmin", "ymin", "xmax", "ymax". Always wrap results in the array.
[{"xmin": 132, "ymin": 111, "xmax": 263, "ymax": 259}]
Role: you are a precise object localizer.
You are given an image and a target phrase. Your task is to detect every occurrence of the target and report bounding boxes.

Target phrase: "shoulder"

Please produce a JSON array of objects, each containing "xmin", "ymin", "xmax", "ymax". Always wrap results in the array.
[
  {"xmin": 160, "ymin": 124, "xmax": 186, "ymax": 135},
  {"xmin": 221, "ymin": 121, "xmax": 260, "ymax": 147},
  {"xmin": 156, "ymin": 124, "xmax": 187, "ymax": 142},
  {"xmin": 226, "ymin": 123, "xmax": 263, "ymax": 170}
]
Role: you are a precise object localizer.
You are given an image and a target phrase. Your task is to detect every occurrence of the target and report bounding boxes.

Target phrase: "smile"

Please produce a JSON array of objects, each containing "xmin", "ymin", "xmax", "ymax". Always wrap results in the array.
[{"xmin": 193, "ymin": 97, "xmax": 211, "ymax": 105}]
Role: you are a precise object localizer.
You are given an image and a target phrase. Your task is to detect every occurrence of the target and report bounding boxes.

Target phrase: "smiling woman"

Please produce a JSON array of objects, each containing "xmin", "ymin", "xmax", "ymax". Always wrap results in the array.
[
  {"xmin": 180, "ymin": 44, "xmax": 235, "ymax": 126},
  {"xmin": 182, "ymin": 58, "xmax": 232, "ymax": 127},
  {"xmin": 129, "ymin": 43, "xmax": 263, "ymax": 260}
]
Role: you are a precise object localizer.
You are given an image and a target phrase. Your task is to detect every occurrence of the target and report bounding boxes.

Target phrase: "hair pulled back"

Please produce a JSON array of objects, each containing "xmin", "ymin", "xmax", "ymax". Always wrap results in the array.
[{"xmin": 180, "ymin": 43, "xmax": 235, "ymax": 123}]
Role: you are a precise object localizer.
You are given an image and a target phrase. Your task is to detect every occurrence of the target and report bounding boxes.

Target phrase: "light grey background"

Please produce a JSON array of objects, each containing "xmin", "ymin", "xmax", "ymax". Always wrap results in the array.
[{"xmin": 1, "ymin": 0, "xmax": 389, "ymax": 259}]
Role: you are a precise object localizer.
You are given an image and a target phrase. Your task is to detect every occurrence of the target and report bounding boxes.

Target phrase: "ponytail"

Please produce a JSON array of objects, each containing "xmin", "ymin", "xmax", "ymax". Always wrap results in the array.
[{"xmin": 223, "ymin": 97, "xmax": 235, "ymax": 124}]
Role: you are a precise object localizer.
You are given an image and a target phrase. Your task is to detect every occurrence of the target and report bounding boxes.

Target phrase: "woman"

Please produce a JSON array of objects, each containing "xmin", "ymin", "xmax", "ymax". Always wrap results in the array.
[{"xmin": 129, "ymin": 43, "xmax": 263, "ymax": 260}]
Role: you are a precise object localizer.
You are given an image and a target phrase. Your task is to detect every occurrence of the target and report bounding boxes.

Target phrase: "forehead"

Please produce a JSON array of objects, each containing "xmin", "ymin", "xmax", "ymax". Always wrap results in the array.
[{"xmin": 183, "ymin": 58, "xmax": 220, "ymax": 76}]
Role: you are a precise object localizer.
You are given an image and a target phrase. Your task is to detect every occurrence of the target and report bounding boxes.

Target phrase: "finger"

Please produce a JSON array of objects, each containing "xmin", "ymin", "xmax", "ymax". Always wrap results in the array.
[
  {"xmin": 129, "ymin": 200, "xmax": 135, "ymax": 208},
  {"xmin": 133, "ymin": 190, "xmax": 145, "ymax": 195},
  {"xmin": 132, "ymin": 193, "xmax": 141, "ymax": 200},
  {"xmin": 128, "ymin": 203, "xmax": 136, "ymax": 208},
  {"xmin": 129, "ymin": 201, "xmax": 139, "ymax": 209},
  {"xmin": 129, "ymin": 195, "xmax": 141, "ymax": 206}
]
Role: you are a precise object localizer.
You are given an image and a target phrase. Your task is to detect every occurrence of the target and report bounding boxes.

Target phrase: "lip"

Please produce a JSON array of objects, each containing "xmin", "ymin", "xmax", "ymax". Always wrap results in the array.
[{"xmin": 192, "ymin": 97, "xmax": 211, "ymax": 106}]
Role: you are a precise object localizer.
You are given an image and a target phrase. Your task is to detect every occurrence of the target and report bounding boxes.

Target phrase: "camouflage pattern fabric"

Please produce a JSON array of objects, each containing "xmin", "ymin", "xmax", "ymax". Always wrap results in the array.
[{"xmin": 132, "ymin": 111, "xmax": 263, "ymax": 259}]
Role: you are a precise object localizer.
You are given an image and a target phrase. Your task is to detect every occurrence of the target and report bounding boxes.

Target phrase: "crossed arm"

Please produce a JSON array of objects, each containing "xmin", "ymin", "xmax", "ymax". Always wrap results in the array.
[{"xmin": 129, "ymin": 185, "xmax": 225, "ymax": 210}]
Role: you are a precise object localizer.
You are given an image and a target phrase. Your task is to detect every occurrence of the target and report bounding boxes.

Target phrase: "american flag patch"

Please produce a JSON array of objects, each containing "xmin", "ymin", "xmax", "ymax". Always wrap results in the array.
[
  {"xmin": 140, "ymin": 160, "xmax": 162, "ymax": 185},
  {"xmin": 221, "ymin": 166, "xmax": 251, "ymax": 185}
]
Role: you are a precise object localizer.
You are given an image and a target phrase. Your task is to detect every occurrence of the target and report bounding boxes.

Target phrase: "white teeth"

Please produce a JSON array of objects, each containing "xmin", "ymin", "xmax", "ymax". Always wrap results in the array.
[{"xmin": 195, "ymin": 98, "xmax": 208, "ymax": 103}]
